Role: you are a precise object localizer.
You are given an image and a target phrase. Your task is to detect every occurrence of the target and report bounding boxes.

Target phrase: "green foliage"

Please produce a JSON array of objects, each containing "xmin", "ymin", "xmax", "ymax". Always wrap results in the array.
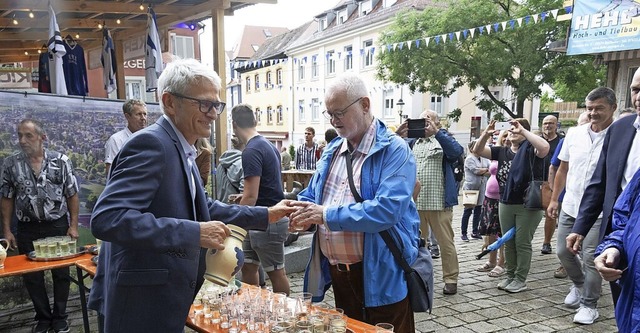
[
  {"xmin": 551, "ymin": 59, "xmax": 607, "ymax": 105},
  {"xmin": 560, "ymin": 119, "xmax": 577, "ymax": 128},
  {"xmin": 377, "ymin": 0, "xmax": 579, "ymax": 120},
  {"xmin": 540, "ymin": 92, "xmax": 555, "ymax": 113},
  {"xmin": 289, "ymin": 144, "xmax": 295, "ymax": 161}
]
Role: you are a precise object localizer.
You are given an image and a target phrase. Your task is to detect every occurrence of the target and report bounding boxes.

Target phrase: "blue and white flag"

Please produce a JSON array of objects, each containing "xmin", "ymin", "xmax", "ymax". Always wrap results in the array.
[
  {"xmin": 47, "ymin": 3, "xmax": 67, "ymax": 95},
  {"xmin": 102, "ymin": 28, "xmax": 117, "ymax": 93},
  {"xmin": 145, "ymin": 7, "xmax": 163, "ymax": 92}
]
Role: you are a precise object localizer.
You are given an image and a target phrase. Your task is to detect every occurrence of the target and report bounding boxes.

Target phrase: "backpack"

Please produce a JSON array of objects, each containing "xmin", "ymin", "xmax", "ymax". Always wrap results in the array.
[{"xmin": 451, "ymin": 154, "xmax": 465, "ymax": 183}]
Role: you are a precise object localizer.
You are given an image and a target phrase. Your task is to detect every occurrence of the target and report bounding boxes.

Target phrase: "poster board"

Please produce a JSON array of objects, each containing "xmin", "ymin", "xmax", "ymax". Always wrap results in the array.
[{"xmin": 0, "ymin": 90, "xmax": 161, "ymax": 228}]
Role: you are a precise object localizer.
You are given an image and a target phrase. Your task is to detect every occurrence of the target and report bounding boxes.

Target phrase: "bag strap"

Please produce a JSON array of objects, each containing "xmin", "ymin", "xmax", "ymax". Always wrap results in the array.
[{"xmin": 344, "ymin": 152, "xmax": 413, "ymax": 274}]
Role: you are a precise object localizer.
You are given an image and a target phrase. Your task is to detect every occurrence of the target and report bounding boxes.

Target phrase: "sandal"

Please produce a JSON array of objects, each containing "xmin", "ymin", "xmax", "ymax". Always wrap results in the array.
[
  {"xmin": 488, "ymin": 266, "xmax": 506, "ymax": 277},
  {"xmin": 476, "ymin": 262, "xmax": 495, "ymax": 272}
]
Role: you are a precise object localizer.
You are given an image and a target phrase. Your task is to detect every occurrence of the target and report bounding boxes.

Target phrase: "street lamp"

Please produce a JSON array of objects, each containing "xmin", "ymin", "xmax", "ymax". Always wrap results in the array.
[{"xmin": 396, "ymin": 98, "xmax": 405, "ymax": 123}]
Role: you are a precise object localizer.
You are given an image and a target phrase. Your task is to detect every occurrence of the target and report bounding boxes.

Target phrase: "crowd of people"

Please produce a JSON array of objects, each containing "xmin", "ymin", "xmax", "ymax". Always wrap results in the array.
[{"xmin": 2, "ymin": 60, "xmax": 640, "ymax": 332}]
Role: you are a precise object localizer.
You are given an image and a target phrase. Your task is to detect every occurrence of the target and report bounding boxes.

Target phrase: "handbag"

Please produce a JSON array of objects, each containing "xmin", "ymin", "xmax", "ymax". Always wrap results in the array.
[
  {"xmin": 345, "ymin": 152, "xmax": 434, "ymax": 313},
  {"xmin": 523, "ymin": 151, "xmax": 543, "ymax": 210},
  {"xmin": 462, "ymin": 190, "xmax": 480, "ymax": 208}
]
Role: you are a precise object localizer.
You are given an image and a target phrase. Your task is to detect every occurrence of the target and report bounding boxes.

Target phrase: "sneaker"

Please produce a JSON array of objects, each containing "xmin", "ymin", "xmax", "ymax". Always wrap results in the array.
[
  {"xmin": 504, "ymin": 280, "xmax": 528, "ymax": 293},
  {"xmin": 497, "ymin": 278, "xmax": 513, "ymax": 290},
  {"xmin": 429, "ymin": 245, "xmax": 440, "ymax": 259},
  {"xmin": 284, "ymin": 232, "xmax": 299, "ymax": 247},
  {"xmin": 573, "ymin": 306, "xmax": 599, "ymax": 325},
  {"xmin": 541, "ymin": 243, "xmax": 552, "ymax": 254},
  {"xmin": 32, "ymin": 321, "xmax": 50, "ymax": 333},
  {"xmin": 461, "ymin": 234, "xmax": 469, "ymax": 242},
  {"xmin": 564, "ymin": 285, "xmax": 582, "ymax": 309},
  {"xmin": 554, "ymin": 266, "xmax": 568, "ymax": 278},
  {"xmin": 471, "ymin": 233, "xmax": 482, "ymax": 240},
  {"xmin": 52, "ymin": 320, "xmax": 69, "ymax": 333}
]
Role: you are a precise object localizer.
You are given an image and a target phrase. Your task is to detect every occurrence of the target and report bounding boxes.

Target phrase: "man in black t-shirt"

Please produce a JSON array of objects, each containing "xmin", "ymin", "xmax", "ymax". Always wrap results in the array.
[
  {"xmin": 540, "ymin": 115, "xmax": 564, "ymax": 255},
  {"xmin": 231, "ymin": 104, "xmax": 291, "ymax": 295}
]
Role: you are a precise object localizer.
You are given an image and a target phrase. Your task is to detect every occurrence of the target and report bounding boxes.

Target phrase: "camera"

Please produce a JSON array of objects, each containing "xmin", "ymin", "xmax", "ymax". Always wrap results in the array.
[{"xmin": 407, "ymin": 118, "xmax": 426, "ymax": 138}]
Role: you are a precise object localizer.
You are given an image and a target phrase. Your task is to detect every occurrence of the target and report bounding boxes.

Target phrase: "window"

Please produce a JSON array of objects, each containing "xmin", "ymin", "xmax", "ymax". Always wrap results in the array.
[
  {"xmin": 383, "ymin": 0, "xmax": 398, "ymax": 8},
  {"xmin": 363, "ymin": 40, "xmax": 374, "ymax": 67},
  {"xmin": 277, "ymin": 106, "xmax": 284, "ymax": 124},
  {"xmin": 266, "ymin": 71, "xmax": 272, "ymax": 89},
  {"xmin": 254, "ymin": 74, "xmax": 260, "ymax": 91},
  {"xmin": 326, "ymin": 50, "xmax": 335, "ymax": 75},
  {"xmin": 430, "ymin": 95, "xmax": 444, "ymax": 115},
  {"xmin": 338, "ymin": 10, "xmax": 348, "ymax": 25},
  {"xmin": 171, "ymin": 35, "xmax": 194, "ymax": 59},
  {"xmin": 344, "ymin": 45, "xmax": 353, "ymax": 71},
  {"xmin": 311, "ymin": 55, "xmax": 318, "ymax": 78},
  {"xmin": 267, "ymin": 106, "xmax": 273, "ymax": 124},
  {"xmin": 298, "ymin": 100, "xmax": 305, "ymax": 121},
  {"xmin": 246, "ymin": 77, "xmax": 251, "ymax": 93},
  {"xmin": 276, "ymin": 69, "xmax": 283, "ymax": 85},
  {"xmin": 318, "ymin": 18, "xmax": 327, "ymax": 31},
  {"xmin": 298, "ymin": 62, "xmax": 305, "ymax": 80},
  {"xmin": 125, "ymin": 80, "xmax": 142, "ymax": 100},
  {"xmin": 383, "ymin": 89, "xmax": 394, "ymax": 118},
  {"xmin": 255, "ymin": 108, "xmax": 262, "ymax": 124},
  {"xmin": 360, "ymin": 0, "xmax": 372, "ymax": 16},
  {"xmin": 311, "ymin": 98, "xmax": 320, "ymax": 121}
]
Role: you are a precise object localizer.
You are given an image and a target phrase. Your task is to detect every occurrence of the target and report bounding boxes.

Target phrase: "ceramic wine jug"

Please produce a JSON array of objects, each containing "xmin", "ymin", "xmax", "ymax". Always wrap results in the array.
[
  {"xmin": 0, "ymin": 238, "xmax": 9, "ymax": 269},
  {"xmin": 204, "ymin": 225, "xmax": 247, "ymax": 286}
]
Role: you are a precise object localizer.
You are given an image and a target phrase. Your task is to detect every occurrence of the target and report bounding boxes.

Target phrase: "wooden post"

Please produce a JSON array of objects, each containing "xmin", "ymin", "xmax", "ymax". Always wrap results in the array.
[{"xmin": 211, "ymin": 8, "xmax": 228, "ymax": 159}]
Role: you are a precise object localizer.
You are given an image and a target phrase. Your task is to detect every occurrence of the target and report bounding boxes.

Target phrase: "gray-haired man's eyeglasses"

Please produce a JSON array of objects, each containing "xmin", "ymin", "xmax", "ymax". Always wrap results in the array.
[
  {"xmin": 322, "ymin": 97, "xmax": 363, "ymax": 120},
  {"xmin": 169, "ymin": 92, "xmax": 226, "ymax": 115}
]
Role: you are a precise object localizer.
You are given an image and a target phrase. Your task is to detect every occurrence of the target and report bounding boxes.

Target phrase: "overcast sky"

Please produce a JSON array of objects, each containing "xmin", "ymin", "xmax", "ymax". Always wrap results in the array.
[{"xmin": 200, "ymin": 0, "xmax": 339, "ymax": 67}]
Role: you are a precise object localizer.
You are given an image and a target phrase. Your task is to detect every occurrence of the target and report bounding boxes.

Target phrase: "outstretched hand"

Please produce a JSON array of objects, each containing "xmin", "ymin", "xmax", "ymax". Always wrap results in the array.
[
  {"xmin": 267, "ymin": 200, "xmax": 298, "ymax": 223},
  {"xmin": 288, "ymin": 201, "xmax": 324, "ymax": 231}
]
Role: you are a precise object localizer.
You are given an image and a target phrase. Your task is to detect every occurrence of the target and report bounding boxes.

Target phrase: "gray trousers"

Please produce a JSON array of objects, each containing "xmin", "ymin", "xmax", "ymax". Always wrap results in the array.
[{"xmin": 556, "ymin": 209, "xmax": 603, "ymax": 308}]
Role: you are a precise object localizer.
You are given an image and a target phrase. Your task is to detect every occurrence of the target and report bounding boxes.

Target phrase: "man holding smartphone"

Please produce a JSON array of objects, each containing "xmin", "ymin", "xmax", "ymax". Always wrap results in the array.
[{"xmin": 397, "ymin": 110, "xmax": 464, "ymax": 295}]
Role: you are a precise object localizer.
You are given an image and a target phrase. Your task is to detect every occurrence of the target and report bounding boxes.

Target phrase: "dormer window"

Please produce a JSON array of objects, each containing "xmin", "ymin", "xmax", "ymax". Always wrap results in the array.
[
  {"xmin": 360, "ymin": 0, "xmax": 372, "ymax": 16},
  {"xmin": 338, "ymin": 9, "xmax": 348, "ymax": 25},
  {"xmin": 318, "ymin": 18, "xmax": 327, "ymax": 31},
  {"xmin": 383, "ymin": 0, "xmax": 397, "ymax": 8}
]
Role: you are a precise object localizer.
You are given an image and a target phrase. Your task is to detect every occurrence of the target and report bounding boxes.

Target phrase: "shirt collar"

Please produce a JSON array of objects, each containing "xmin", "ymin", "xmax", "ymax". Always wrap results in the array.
[
  {"xmin": 162, "ymin": 115, "xmax": 197, "ymax": 160},
  {"xmin": 633, "ymin": 115, "xmax": 640, "ymax": 131}
]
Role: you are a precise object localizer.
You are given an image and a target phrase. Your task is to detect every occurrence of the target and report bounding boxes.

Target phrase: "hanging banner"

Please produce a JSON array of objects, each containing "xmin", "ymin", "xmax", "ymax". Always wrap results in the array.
[{"xmin": 567, "ymin": 0, "xmax": 640, "ymax": 55}]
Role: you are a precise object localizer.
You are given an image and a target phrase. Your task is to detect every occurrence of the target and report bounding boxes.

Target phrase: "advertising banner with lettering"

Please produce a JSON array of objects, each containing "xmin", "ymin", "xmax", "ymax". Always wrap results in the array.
[
  {"xmin": 567, "ymin": 0, "xmax": 640, "ymax": 55},
  {"xmin": 0, "ymin": 68, "xmax": 32, "ymax": 89}
]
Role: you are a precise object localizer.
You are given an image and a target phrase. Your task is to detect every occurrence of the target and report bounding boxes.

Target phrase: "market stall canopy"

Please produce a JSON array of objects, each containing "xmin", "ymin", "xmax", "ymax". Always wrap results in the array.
[{"xmin": 0, "ymin": 0, "xmax": 277, "ymax": 64}]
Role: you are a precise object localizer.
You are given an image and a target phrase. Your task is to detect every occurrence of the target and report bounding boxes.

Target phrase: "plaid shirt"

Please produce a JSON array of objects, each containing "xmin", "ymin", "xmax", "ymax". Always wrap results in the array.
[
  {"xmin": 413, "ymin": 136, "xmax": 445, "ymax": 211},
  {"xmin": 318, "ymin": 120, "xmax": 376, "ymax": 264}
]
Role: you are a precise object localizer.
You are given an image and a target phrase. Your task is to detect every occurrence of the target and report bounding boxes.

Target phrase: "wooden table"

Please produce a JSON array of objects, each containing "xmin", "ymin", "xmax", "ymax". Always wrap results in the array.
[
  {"xmin": 0, "ymin": 252, "xmax": 93, "ymax": 278},
  {"xmin": 281, "ymin": 169, "xmax": 315, "ymax": 192},
  {"xmin": 0, "ymin": 253, "xmax": 95, "ymax": 333},
  {"xmin": 75, "ymin": 258, "xmax": 96, "ymax": 333}
]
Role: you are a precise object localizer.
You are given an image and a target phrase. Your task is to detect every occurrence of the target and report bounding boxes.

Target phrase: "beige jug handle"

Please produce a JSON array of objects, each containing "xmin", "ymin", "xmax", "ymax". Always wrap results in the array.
[{"xmin": 0, "ymin": 238, "xmax": 8, "ymax": 250}]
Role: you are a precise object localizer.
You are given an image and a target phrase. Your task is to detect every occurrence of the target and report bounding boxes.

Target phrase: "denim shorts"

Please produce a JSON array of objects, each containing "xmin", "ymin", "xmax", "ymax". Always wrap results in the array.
[{"xmin": 242, "ymin": 217, "xmax": 289, "ymax": 272}]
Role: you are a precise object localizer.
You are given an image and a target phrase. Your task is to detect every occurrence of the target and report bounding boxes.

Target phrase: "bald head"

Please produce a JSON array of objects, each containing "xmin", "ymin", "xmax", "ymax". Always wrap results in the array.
[
  {"xmin": 420, "ymin": 110, "xmax": 441, "ymax": 128},
  {"xmin": 577, "ymin": 112, "xmax": 590, "ymax": 125},
  {"xmin": 542, "ymin": 115, "xmax": 558, "ymax": 139}
]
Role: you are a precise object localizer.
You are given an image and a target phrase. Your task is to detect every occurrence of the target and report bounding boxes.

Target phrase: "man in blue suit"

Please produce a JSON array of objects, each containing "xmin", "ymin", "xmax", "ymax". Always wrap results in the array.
[
  {"xmin": 567, "ymin": 67, "xmax": 640, "ymax": 305},
  {"xmin": 87, "ymin": 58, "xmax": 294, "ymax": 332}
]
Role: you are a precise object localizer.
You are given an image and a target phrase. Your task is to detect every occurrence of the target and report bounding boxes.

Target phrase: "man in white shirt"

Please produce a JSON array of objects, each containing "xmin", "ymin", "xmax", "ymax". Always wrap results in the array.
[
  {"xmin": 104, "ymin": 99, "xmax": 147, "ymax": 176},
  {"xmin": 547, "ymin": 87, "xmax": 617, "ymax": 325}
]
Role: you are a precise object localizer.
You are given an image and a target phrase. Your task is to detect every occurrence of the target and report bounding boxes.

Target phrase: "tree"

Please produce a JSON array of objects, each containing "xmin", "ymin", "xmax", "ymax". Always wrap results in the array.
[
  {"xmin": 551, "ymin": 59, "xmax": 606, "ymax": 105},
  {"xmin": 377, "ymin": 0, "xmax": 599, "ymax": 120}
]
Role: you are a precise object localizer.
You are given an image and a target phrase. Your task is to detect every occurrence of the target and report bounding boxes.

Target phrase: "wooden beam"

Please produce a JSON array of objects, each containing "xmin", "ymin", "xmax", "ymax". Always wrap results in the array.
[
  {"xmin": 0, "ymin": 31, "xmax": 103, "ymax": 41},
  {"xmin": 114, "ymin": 39, "xmax": 126, "ymax": 100},
  {"xmin": 0, "ymin": 54, "xmax": 39, "ymax": 63},
  {"xmin": 0, "ymin": 18, "xmax": 145, "ymax": 30},
  {"xmin": 0, "ymin": 0, "xmax": 182, "ymax": 16}
]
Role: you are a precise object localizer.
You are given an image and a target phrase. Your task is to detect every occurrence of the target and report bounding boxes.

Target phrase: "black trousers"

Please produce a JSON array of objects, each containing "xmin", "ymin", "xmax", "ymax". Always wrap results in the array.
[
  {"xmin": 16, "ymin": 216, "xmax": 70, "ymax": 325},
  {"xmin": 329, "ymin": 263, "xmax": 415, "ymax": 333}
]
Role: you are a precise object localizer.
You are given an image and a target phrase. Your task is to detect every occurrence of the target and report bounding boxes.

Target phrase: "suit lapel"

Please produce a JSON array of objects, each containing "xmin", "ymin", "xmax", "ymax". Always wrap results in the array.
[{"xmin": 615, "ymin": 116, "xmax": 637, "ymax": 180}]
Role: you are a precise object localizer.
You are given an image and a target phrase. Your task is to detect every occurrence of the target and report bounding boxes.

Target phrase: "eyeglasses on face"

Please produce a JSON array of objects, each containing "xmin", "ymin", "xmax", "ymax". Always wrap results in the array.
[
  {"xmin": 322, "ymin": 97, "xmax": 363, "ymax": 120},
  {"xmin": 169, "ymin": 92, "xmax": 226, "ymax": 115}
]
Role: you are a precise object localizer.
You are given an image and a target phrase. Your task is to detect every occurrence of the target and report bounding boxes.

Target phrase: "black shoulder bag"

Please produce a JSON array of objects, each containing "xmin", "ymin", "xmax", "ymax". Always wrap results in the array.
[{"xmin": 344, "ymin": 152, "xmax": 433, "ymax": 313}]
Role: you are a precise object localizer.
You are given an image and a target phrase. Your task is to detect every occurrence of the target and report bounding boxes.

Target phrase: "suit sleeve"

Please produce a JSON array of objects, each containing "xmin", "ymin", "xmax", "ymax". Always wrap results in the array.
[
  {"xmin": 207, "ymin": 200, "xmax": 268, "ymax": 231},
  {"xmin": 91, "ymin": 133, "xmax": 201, "ymax": 251}
]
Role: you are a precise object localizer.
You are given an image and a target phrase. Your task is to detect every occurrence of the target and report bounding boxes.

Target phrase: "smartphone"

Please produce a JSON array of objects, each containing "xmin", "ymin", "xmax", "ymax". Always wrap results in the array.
[
  {"xmin": 407, "ymin": 118, "xmax": 426, "ymax": 138},
  {"xmin": 494, "ymin": 121, "xmax": 511, "ymax": 131}
]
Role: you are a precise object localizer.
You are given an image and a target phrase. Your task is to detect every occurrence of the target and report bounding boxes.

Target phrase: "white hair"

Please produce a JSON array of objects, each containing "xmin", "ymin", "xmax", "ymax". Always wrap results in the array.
[
  {"xmin": 156, "ymin": 58, "xmax": 221, "ymax": 112},
  {"xmin": 325, "ymin": 74, "xmax": 368, "ymax": 101}
]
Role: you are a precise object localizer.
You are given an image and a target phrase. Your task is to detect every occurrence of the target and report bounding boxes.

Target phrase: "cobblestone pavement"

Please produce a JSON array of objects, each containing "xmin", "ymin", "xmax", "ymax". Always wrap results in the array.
[{"xmin": 0, "ymin": 203, "xmax": 619, "ymax": 332}]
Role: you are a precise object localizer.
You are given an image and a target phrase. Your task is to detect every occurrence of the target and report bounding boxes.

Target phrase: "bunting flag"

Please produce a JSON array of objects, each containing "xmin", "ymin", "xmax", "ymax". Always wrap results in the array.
[
  {"xmin": 145, "ymin": 7, "xmax": 163, "ymax": 92},
  {"xmin": 102, "ymin": 28, "xmax": 117, "ymax": 93},
  {"xmin": 228, "ymin": 6, "xmax": 567, "ymax": 70},
  {"xmin": 47, "ymin": 3, "xmax": 67, "ymax": 95}
]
